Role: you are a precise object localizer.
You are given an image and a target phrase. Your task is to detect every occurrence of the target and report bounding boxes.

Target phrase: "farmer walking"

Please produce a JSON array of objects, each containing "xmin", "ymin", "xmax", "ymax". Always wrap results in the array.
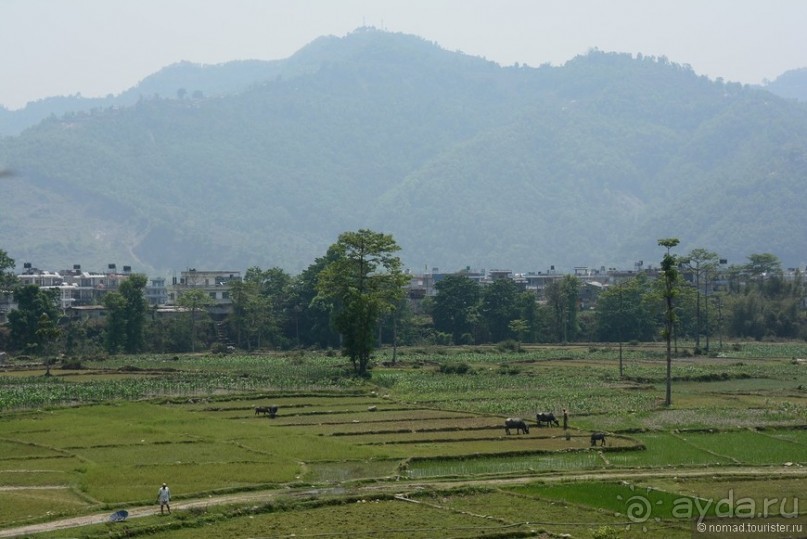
[
  {"xmin": 157, "ymin": 483, "xmax": 171, "ymax": 514},
  {"xmin": 563, "ymin": 408, "xmax": 570, "ymax": 441}
]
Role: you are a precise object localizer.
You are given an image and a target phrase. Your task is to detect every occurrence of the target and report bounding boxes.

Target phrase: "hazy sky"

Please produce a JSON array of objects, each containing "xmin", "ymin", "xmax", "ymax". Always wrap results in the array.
[{"xmin": 2, "ymin": 0, "xmax": 806, "ymax": 110}]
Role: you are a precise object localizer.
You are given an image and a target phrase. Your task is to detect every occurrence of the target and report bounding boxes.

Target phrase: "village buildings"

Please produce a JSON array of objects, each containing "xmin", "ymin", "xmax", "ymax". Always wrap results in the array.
[{"xmin": 1, "ymin": 258, "xmax": 802, "ymax": 325}]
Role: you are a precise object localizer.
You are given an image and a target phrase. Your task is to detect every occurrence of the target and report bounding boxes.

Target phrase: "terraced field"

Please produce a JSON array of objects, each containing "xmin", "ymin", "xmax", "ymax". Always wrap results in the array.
[{"xmin": 1, "ymin": 344, "xmax": 805, "ymax": 538}]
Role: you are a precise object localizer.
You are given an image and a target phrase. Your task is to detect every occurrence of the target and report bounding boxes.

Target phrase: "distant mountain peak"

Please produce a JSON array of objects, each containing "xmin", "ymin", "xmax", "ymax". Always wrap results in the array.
[
  {"xmin": 764, "ymin": 67, "xmax": 807, "ymax": 101},
  {"xmin": 1, "ymin": 33, "xmax": 806, "ymax": 274}
]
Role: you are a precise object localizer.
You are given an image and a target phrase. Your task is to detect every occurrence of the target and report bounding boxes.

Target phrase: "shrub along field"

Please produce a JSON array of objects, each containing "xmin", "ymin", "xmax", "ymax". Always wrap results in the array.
[{"xmin": 0, "ymin": 343, "xmax": 805, "ymax": 538}]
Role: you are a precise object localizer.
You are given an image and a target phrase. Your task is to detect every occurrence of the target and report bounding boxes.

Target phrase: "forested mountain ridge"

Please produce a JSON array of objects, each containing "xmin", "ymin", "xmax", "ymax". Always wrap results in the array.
[
  {"xmin": 0, "ymin": 60, "xmax": 287, "ymax": 137},
  {"xmin": 1, "ymin": 28, "xmax": 806, "ymax": 275},
  {"xmin": 763, "ymin": 67, "xmax": 807, "ymax": 102}
]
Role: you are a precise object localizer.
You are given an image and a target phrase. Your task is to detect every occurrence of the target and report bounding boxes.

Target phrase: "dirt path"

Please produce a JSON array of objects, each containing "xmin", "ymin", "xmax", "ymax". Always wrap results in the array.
[{"xmin": 2, "ymin": 465, "xmax": 804, "ymax": 538}]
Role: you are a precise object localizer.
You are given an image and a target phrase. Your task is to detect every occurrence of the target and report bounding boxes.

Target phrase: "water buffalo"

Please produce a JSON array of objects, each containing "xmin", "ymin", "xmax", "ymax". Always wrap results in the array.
[
  {"xmin": 504, "ymin": 417, "xmax": 529, "ymax": 435},
  {"xmin": 255, "ymin": 405, "xmax": 279, "ymax": 418},
  {"xmin": 536, "ymin": 412, "xmax": 560, "ymax": 427},
  {"xmin": 590, "ymin": 432, "xmax": 606, "ymax": 446}
]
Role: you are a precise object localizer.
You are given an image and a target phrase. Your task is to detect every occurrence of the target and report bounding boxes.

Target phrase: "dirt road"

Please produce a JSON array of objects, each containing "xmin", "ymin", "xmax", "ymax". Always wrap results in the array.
[{"xmin": 2, "ymin": 465, "xmax": 803, "ymax": 538}]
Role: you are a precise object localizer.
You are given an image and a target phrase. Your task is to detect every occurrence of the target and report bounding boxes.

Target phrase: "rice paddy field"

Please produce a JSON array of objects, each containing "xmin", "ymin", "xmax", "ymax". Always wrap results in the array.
[{"xmin": 0, "ymin": 342, "xmax": 806, "ymax": 538}]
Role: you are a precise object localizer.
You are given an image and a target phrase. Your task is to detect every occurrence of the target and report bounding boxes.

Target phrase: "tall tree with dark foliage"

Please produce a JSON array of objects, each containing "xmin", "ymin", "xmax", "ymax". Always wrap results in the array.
[{"xmin": 316, "ymin": 230, "xmax": 408, "ymax": 377}]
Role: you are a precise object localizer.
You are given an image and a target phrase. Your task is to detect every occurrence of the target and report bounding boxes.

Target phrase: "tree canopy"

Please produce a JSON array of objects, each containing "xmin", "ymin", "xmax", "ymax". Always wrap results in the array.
[
  {"xmin": 102, "ymin": 274, "xmax": 148, "ymax": 354},
  {"xmin": 431, "ymin": 274, "xmax": 481, "ymax": 345},
  {"xmin": 315, "ymin": 230, "xmax": 408, "ymax": 376},
  {"xmin": 0, "ymin": 249, "xmax": 16, "ymax": 294},
  {"xmin": 8, "ymin": 285, "xmax": 60, "ymax": 353}
]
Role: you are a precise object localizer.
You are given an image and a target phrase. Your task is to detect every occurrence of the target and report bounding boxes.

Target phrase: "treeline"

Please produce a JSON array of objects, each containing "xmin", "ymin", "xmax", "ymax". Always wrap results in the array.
[{"xmin": 1, "ymin": 244, "xmax": 805, "ymax": 364}]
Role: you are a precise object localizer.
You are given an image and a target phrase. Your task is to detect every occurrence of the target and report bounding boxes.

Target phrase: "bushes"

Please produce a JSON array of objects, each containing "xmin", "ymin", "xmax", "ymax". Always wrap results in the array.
[
  {"xmin": 497, "ymin": 364, "xmax": 521, "ymax": 375},
  {"xmin": 59, "ymin": 358, "xmax": 83, "ymax": 370},
  {"xmin": 438, "ymin": 361, "xmax": 473, "ymax": 374},
  {"xmin": 590, "ymin": 525, "xmax": 620, "ymax": 539},
  {"xmin": 496, "ymin": 339, "xmax": 520, "ymax": 353},
  {"xmin": 210, "ymin": 342, "xmax": 233, "ymax": 355}
]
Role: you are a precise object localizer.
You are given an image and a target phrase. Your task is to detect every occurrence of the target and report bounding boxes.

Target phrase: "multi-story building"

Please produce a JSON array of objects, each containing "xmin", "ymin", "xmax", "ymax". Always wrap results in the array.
[
  {"xmin": 169, "ymin": 269, "xmax": 241, "ymax": 303},
  {"xmin": 59, "ymin": 264, "xmax": 125, "ymax": 305},
  {"xmin": 145, "ymin": 277, "xmax": 168, "ymax": 306},
  {"xmin": 14, "ymin": 263, "xmax": 141, "ymax": 312},
  {"xmin": 17, "ymin": 265, "xmax": 77, "ymax": 311}
]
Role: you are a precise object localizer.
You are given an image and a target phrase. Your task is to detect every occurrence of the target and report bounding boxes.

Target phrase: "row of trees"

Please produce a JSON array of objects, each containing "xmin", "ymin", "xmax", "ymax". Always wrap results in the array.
[
  {"xmin": 1, "ymin": 230, "xmax": 407, "ymax": 377},
  {"xmin": 596, "ymin": 251, "xmax": 805, "ymax": 345},
  {"xmin": 2, "ymin": 234, "xmax": 805, "ymax": 378},
  {"xmin": 429, "ymin": 272, "xmax": 581, "ymax": 346}
]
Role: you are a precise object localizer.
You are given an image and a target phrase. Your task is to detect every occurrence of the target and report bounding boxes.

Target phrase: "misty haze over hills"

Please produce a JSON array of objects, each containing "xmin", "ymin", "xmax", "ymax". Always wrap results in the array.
[
  {"xmin": 1, "ymin": 28, "xmax": 806, "ymax": 276},
  {"xmin": 3, "ymin": 38, "xmax": 806, "ymax": 140}
]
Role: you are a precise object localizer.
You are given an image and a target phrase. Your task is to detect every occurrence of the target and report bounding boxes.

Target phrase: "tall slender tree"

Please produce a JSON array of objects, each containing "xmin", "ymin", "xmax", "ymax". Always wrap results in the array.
[
  {"xmin": 35, "ymin": 313, "xmax": 61, "ymax": 375},
  {"xmin": 177, "ymin": 288, "xmax": 213, "ymax": 353},
  {"xmin": 682, "ymin": 249, "xmax": 719, "ymax": 352},
  {"xmin": 595, "ymin": 273, "xmax": 654, "ymax": 377},
  {"xmin": 545, "ymin": 275, "xmax": 580, "ymax": 342},
  {"xmin": 658, "ymin": 238, "xmax": 681, "ymax": 406}
]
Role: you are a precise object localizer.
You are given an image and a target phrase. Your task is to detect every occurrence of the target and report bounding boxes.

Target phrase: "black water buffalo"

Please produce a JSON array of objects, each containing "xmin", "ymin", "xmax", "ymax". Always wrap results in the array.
[
  {"xmin": 255, "ymin": 405, "xmax": 279, "ymax": 418},
  {"xmin": 536, "ymin": 412, "xmax": 560, "ymax": 427},
  {"xmin": 590, "ymin": 432, "xmax": 606, "ymax": 446},
  {"xmin": 504, "ymin": 417, "xmax": 529, "ymax": 435}
]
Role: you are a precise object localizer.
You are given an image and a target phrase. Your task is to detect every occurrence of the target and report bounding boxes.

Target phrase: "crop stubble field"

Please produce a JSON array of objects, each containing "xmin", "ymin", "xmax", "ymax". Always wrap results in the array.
[{"xmin": 0, "ymin": 342, "xmax": 806, "ymax": 538}]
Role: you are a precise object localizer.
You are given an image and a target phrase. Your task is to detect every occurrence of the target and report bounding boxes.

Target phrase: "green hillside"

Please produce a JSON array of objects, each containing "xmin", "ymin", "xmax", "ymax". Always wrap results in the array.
[{"xmin": 1, "ymin": 28, "xmax": 806, "ymax": 274}]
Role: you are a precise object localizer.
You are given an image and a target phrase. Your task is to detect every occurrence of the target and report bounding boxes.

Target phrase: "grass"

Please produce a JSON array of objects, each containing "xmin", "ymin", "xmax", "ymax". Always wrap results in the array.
[
  {"xmin": 0, "ymin": 488, "xmax": 93, "ymax": 528},
  {"xmin": 405, "ymin": 451, "xmax": 605, "ymax": 478},
  {"xmin": 32, "ymin": 494, "xmax": 540, "ymax": 539},
  {"xmin": 643, "ymin": 476, "xmax": 807, "ymax": 512},
  {"xmin": 27, "ymin": 486, "xmax": 695, "ymax": 539},
  {"xmin": 509, "ymin": 481, "xmax": 697, "ymax": 520},
  {"xmin": 80, "ymin": 459, "xmax": 297, "ymax": 504},
  {"xmin": 1, "ymin": 343, "xmax": 806, "ymax": 536},
  {"xmin": 0, "ymin": 457, "xmax": 81, "ymax": 487},
  {"xmin": 673, "ymin": 429, "xmax": 807, "ymax": 465},
  {"xmin": 604, "ymin": 432, "xmax": 731, "ymax": 467},
  {"xmin": 435, "ymin": 489, "xmax": 692, "ymax": 539},
  {"xmin": 304, "ymin": 459, "xmax": 402, "ymax": 482}
]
